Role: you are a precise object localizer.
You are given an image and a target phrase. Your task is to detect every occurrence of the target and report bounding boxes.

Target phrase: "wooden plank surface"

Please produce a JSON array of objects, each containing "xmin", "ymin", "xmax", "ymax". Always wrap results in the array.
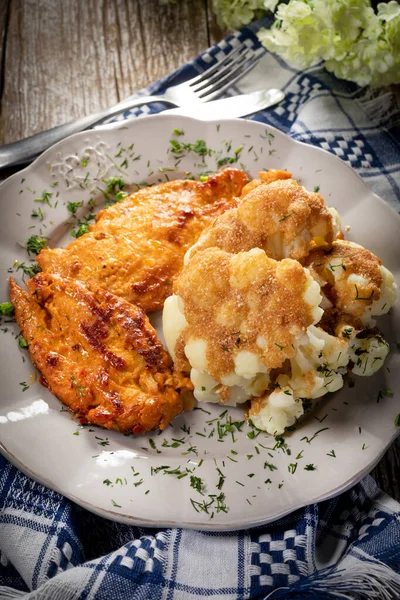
[
  {"xmin": 0, "ymin": 0, "xmax": 399, "ymax": 502},
  {"xmin": 0, "ymin": 0, "xmax": 210, "ymax": 143}
]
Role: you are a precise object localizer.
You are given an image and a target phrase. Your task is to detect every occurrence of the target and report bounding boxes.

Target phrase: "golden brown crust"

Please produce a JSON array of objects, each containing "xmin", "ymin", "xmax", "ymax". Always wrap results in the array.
[
  {"xmin": 36, "ymin": 168, "xmax": 248, "ymax": 313},
  {"xmin": 237, "ymin": 179, "xmax": 333, "ymax": 250},
  {"xmin": 188, "ymin": 179, "xmax": 335, "ymax": 262},
  {"xmin": 10, "ymin": 274, "xmax": 192, "ymax": 434},
  {"xmin": 305, "ymin": 240, "xmax": 383, "ymax": 317},
  {"xmin": 318, "ymin": 307, "xmax": 363, "ymax": 337},
  {"xmin": 174, "ymin": 248, "xmax": 317, "ymax": 380},
  {"xmin": 240, "ymin": 169, "xmax": 292, "ymax": 197}
]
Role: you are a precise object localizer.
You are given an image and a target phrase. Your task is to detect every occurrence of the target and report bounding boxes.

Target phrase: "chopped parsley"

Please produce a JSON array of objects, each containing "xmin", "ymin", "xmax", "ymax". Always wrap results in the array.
[
  {"xmin": 15, "ymin": 262, "xmax": 41, "ymax": 278},
  {"xmin": 301, "ymin": 427, "xmax": 329, "ymax": 444},
  {"xmin": 0, "ymin": 302, "xmax": 14, "ymax": 316},
  {"xmin": 279, "ymin": 210, "xmax": 296, "ymax": 222},
  {"xmin": 273, "ymin": 435, "xmax": 290, "ymax": 454},
  {"xmin": 342, "ymin": 327, "xmax": 353, "ymax": 339},
  {"xmin": 103, "ymin": 177, "xmax": 126, "ymax": 195},
  {"xmin": 161, "ymin": 437, "xmax": 185, "ymax": 448},
  {"xmin": 95, "ymin": 436, "xmax": 110, "ymax": 447},
  {"xmin": 34, "ymin": 190, "xmax": 52, "ymax": 206},
  {"xmin": 304, "ymin": 464, "xmax": 316, "ymax": 471},
  {"xmin": 67, "ymin": 201, "xmax": 84, "ymax": 216},
  {"xmin": 31, "ymin": 207, "xmax": 44, "ymax": 220},
  {"xmin": 25, "ymin": 235, "xmax": 48, "ymax": 255},
  {"xmin": 18, "ymin": 337, "xmax": 29, "ymax": 348},
  {"xmin": 190, "ymin": 475, "xmax": 204, "ymax": 494},
  {"xmin": 216, "ymin": 468, "xmax": 225, "ymax": 490},
  {"xmin": 394, "ymin": 414, "xmax": 400, "ymax": 427},
  {"xmin": 354, "ymin": 285, "xmax": 375, "ymax": 301},
  {"xmin": 170, "ymin": 138, "xmax": 210, "ymax": 157},
  {"xmin": 71, "ymin": 221, "xmax": 90, "ymax": 239},
  {"xmin": 115, "ymin": 191, "xmax": 128, "ymax": 203},
  {"xmin": 329, "ymin": 261, "xmax": 346, "ymax": 272},
  {"xmin": 264, "ymin": 461, "xmax": 277, "ymax": 472},
  {"xmin": 71, "ymin": 375, "xmax": 86, "ymax": 397},
  {"xmin": 313, "ymin": 185, "xmax": 320, "ymax": 193}
]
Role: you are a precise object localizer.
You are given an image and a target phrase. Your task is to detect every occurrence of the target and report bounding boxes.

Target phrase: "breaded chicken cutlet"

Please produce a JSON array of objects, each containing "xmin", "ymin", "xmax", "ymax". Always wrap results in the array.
[
  {"xmin": 37, "ymin": 168, "xmax": 248, "ymax": 313},
  {"xmin": 10, "ymin": 274, "xmax": 192, "ymax": 434}
]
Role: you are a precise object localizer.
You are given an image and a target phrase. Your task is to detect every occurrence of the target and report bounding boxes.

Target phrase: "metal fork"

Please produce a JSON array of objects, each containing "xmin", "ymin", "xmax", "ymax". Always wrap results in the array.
[{"xmin": 0, "ymin": 41, "xmax": 263, "ymax": 170}]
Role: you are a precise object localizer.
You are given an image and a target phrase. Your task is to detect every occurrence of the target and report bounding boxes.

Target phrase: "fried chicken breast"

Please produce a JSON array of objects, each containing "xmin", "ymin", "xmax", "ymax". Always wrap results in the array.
[
  {"xmin": 9, "ymin": 274, "xmax": 192, "ymax": 433},
  {"xmin": 37, "ymin": 168, "xmax": 248, "ymax": 313}
]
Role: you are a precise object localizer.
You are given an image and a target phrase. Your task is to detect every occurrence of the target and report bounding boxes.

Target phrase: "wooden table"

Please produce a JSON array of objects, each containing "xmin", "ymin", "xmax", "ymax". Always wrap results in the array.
[{"xmin": 0, "ymin": 0, "xmax": 398, "ymax": 501}]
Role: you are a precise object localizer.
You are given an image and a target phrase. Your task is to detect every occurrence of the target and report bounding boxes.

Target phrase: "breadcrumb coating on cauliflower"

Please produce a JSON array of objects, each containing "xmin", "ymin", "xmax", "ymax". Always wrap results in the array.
[
  {"xmin": 186, "ymin": 179, "xmax": 338, "ymax": 264},
  {"xmin": 164, "ymin": 177, "xmax": 397, "ymax": 436},
  {"xmin": 306, "ymin": 240, "xmax": 397, "ymax": 326},
  {"xmin": 163, "ymin": 247, "xmax": 323, "ymax": 406}
]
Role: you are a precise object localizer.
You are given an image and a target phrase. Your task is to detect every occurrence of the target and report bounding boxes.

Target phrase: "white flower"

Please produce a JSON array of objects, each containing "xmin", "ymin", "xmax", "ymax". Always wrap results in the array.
[
  {"xmin": 257, "ymin": 0, "xmax": 400, "ymax": 87},
  {"xmin": 211, "ymin": 0, "xmax": 270, "ymax": 29},
  {"xmin": 378, "ymin": 1, "xmax": 400, "ymax": 22}
]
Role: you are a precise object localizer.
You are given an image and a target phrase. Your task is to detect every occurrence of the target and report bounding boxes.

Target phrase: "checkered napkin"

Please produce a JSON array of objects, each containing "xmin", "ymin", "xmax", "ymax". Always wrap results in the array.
[{"xmin": 1, "ymin": 15, "xmax": 400, "ymax": 600}]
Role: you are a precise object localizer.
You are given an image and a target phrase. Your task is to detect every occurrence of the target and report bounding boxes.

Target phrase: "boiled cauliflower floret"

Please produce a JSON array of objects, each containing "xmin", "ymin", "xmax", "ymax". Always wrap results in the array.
[
  {"xmin": 306, "ymin": 240, "xmax": 397, "ymax": 326},
  {"xmin": 362, "ymin": 266, "xmax": 397, "ymax": 326},
  {"xmin": 349, "ymin": 333, "xmax": 390, "ymax": 376},
  {"xmin": 186, "ymin": 178, "xmax": 339, "ymax": 264},
  {"xmin": 248, "ymin": 326, "xmax": 350, "ymax": 434},
  {"xmin": 289, "ymin": 325, "xmax": 350, "ymax": 399},
  {"xmin": 163, "ymin": 247, "xmax": 323, "ymax": 407},
  {"xmin": 250, "ymin": 376, "xmax": 304, "ymax": 436},
  {"xmin": 327, "ymin": 206, "xmax": 342, "ymax": 238}
]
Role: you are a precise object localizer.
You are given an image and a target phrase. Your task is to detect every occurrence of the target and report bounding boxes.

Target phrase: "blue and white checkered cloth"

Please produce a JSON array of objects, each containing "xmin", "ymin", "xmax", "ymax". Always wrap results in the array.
[{"xmin": 1, "ymin": 16, "xmax": 400, "ymax": 600}]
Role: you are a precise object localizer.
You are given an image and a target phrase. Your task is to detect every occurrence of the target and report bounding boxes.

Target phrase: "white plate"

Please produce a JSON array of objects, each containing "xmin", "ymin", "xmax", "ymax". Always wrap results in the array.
[{"xmin": 0, "ymin": 114, "xmax": 399, "ymax": 531}]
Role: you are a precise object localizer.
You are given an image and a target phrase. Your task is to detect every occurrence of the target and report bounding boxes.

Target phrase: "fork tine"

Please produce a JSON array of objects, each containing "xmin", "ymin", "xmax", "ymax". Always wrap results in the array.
[
  {"xmin": 185, "ymin": 42, "xmax": 252, "ymax": 87},
  {"xmin": 191, "ymin": 47, "xmax": 256, "ymax": 94},
  {"xmin": 197, "ymin": 54, "xmax": 261, "ymax": 101}
]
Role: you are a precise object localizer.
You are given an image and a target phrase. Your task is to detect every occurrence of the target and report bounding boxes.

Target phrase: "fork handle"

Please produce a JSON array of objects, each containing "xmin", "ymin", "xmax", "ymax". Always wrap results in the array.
[{"xmin": 0, "ymin": 94, "xmax": 174, "ymax": 170}]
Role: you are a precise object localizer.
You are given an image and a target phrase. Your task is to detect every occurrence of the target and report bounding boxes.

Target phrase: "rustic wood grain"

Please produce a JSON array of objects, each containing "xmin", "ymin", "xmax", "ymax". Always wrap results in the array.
[
  {"xmin": 0, "ymin": 0, "xmax": 209, "ymax": 144},
  {"xmin": 0, "ymin": 0, "xmax": 399, "ymax": 502},
  {"xmin": 0, "ymin": 0, "xmax": 11, "ymax": 111}
]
